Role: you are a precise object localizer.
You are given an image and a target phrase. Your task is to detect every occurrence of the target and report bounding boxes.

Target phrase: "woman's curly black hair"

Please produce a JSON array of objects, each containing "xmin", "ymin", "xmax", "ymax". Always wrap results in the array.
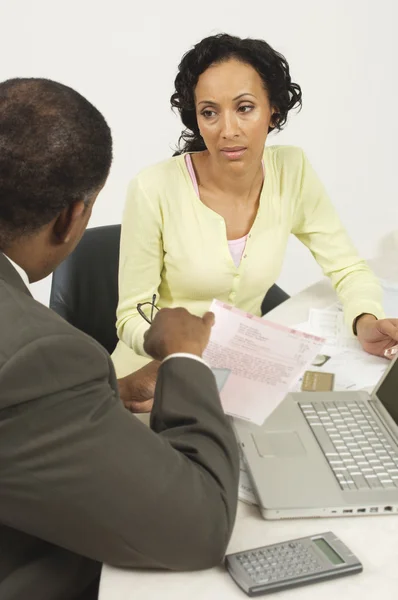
[{"xmin": 171, "ymin": 33, "xmax": 302, "ymax": 154}]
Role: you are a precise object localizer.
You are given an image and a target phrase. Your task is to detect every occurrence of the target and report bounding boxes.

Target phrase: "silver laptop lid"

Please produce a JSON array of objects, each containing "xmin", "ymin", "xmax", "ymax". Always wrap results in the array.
[{"xmin": 372, "ymin": 353, "xmax": 398, "ymax": 426}]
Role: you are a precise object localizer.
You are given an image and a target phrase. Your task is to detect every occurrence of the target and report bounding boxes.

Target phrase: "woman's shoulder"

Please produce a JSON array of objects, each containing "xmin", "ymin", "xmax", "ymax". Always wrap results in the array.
[
  {"xmin": 264, "ymin": 144, "xmax": 306, "ymax": 168},
  {"xmin": 132, "ymin": 155, "xmax": 186, "ymax": 191}
]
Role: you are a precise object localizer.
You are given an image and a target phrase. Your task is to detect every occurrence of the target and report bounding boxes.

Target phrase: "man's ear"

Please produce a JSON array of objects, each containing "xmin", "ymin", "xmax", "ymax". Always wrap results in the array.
[{"xmin": 52, "ymin": 201, "xmax": 87, "ymax": 244}]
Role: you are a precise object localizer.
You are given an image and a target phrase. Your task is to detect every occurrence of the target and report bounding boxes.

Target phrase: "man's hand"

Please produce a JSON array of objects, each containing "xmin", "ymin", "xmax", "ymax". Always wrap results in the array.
[
  {"xmin": 117, "ymin": 360, "xmax": 160, "ymax": 413},
  {"xmin": 144, "ymin": 307, "xmax": 215, "ymax": 361},
  {"xmin": 356, "ymin": 314, "xmax": 398, "ymax": 358}
]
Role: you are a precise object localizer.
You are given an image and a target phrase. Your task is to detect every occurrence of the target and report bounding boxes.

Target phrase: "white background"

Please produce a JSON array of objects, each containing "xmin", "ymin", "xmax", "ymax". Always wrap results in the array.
[{"xmin": 1, "ymin": 0, "xmax": 397, "ymax": 305}]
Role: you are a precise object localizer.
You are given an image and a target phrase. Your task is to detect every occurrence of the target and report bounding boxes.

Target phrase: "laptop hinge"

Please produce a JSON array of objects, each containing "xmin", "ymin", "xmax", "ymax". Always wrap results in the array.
[{"xmin": 369, "ymin": 400, "xmax": 398, "ymax": 447}]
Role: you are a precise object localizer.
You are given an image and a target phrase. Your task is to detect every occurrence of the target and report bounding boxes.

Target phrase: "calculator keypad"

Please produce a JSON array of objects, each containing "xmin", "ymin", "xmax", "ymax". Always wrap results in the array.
[{"xmin": 237, "ymin": 541, "xmax": 323, "ymax": 584}]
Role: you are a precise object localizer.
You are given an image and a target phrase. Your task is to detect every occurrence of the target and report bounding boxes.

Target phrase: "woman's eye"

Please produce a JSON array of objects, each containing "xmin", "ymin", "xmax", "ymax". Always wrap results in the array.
[
  {"xmin": 238, "ymin": 105, "xmax": 254, "ymax": 113},
  {"xmin": 201, "ymin": 109, "xmax": 216, "ymax": 118}
]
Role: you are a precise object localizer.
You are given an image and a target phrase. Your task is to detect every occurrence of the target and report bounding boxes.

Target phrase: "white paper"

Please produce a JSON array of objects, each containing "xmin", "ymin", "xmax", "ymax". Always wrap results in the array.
[
  {"xmin": 308, "ymin": 308, "xmax": 361, "ymax": 351},
  {"xmin": 296, "ymin": 308, "xmax": 388, "ymax": 391},
  {"xmin": 204, "ymin": 300, "xmax": 324, "ymax": 425},
  {"xmin": 317, "ymin": 349, "xmax": 387, "ymax": 390}
]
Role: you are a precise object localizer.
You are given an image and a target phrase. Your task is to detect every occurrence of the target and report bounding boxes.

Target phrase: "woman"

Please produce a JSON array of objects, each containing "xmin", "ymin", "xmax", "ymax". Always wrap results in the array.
[{"xmin": 114, "ymin": 33, "xmax": 398, "ymax": 382}]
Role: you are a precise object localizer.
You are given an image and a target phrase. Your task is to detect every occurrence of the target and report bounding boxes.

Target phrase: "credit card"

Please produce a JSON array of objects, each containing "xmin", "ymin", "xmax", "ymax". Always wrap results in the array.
[{"xmin": 301, "ymin": 371, "xmax": 334, "ymax": 392}]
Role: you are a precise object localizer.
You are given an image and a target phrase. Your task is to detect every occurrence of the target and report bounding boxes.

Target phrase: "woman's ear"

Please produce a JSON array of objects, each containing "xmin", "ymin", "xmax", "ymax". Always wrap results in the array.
[{"xmin": 270, "ymin": 108, "xmax": 280, "ymax": 129}]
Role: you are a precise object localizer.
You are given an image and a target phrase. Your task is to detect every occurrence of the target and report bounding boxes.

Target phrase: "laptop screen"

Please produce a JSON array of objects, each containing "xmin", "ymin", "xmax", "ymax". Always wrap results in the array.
[{"xmin": 376, "ymin": 356, "xmax": 398, "ymax": 424}]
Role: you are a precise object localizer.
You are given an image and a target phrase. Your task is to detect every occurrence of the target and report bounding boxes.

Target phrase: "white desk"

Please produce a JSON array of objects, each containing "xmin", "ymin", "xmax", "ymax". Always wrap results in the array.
[{"xmin": 99, "ymin": 280, "xmax": 398, "ymax": 600}]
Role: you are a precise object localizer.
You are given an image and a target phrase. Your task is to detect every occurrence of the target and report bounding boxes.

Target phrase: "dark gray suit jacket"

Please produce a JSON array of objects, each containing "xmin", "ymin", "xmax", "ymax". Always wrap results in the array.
[{"xmin": 0, "ymin": 253, "xmax": 239, "ymax": 600}]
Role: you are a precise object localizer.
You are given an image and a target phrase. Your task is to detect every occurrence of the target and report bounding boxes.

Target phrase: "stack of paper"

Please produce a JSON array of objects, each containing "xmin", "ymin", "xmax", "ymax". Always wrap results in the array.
[{"xmin": 297, "ymin": 307, "xmax": 387, "ymax": 391}]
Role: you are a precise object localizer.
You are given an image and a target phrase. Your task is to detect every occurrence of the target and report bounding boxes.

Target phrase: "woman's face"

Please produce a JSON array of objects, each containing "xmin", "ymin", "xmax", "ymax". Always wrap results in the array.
[{"xmin": 194, "ymin": 58, "xmax": 274, "ymax": 167}]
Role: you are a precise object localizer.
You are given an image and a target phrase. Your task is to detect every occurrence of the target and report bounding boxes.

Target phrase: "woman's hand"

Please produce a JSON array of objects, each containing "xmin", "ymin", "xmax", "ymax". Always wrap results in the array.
[
  {"xmin": 356, "ymin": 314, "xmax": 398, "ymax": 358},
  {"xmin": 117, "ymin": 360, "xmax": 160, "ymax": 413}
]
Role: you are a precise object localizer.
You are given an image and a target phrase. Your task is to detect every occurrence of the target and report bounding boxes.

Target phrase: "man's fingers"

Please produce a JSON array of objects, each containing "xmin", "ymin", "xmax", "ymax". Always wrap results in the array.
[
  {"xmin": 143, "ymin": 329, "xmax": 150, "ymax": 348},
  {"xmin": 202, "ymin": 311, "xmax": 215, "ymax": 328}
]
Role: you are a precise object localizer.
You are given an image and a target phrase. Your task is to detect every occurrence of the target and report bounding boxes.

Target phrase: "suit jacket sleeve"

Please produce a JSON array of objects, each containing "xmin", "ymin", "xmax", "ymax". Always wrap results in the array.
[{"xmin": 0, "ymin": 332, "xmax": 239, "ymax": 571}]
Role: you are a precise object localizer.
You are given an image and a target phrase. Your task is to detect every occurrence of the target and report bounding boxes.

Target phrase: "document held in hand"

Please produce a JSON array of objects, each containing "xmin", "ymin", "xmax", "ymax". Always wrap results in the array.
[{"xmin": 204, "ymin": 300, "xmax": 325, "ymax": 425}]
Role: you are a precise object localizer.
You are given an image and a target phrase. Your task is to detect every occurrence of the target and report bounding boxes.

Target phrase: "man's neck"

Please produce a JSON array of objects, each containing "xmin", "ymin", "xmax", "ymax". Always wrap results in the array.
[{"xmin": 3, "ymin": 234, "xmax": 49, "ymax": 283}]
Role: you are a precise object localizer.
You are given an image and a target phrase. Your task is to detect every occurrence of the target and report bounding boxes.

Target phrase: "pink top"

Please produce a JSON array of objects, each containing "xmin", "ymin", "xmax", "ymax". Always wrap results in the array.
[{"xmin": 185, "ymin": 154, "xmax": 247, "ymax": 267}]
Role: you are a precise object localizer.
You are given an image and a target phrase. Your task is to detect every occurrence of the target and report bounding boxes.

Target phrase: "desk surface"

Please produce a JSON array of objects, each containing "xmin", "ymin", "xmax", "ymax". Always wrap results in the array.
[{"xmin": 100, "ymin": 280, "xmax": 398, "ymax": 600}]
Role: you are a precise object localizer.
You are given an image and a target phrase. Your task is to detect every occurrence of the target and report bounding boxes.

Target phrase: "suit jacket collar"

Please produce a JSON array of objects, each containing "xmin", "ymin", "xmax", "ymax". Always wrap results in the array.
[{"xmin": 0, "ymin": 253, "xmax": 32, "ymax": 297}]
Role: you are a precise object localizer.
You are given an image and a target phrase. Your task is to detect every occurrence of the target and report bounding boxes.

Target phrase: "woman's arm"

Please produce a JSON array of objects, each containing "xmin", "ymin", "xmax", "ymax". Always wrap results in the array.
[
  {"xmin": 291, "ymin": 149, "xmax": 384, "ymax": 331},
  {"xmin": 116, "ymin": 176, "xmax": 163, "ymax": 355}
]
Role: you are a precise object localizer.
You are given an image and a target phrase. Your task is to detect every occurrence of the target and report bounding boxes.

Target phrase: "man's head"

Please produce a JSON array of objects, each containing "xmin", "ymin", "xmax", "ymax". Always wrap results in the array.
[{"xmin": 0, "ymin": 78, "xmax": 112, "ymax": 282}]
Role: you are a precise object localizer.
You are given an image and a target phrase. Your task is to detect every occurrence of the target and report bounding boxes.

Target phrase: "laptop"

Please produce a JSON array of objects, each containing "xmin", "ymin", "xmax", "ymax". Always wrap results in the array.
[{"xmin": 233, "ymin": 353, "xmax": 398, "ymax": 519}]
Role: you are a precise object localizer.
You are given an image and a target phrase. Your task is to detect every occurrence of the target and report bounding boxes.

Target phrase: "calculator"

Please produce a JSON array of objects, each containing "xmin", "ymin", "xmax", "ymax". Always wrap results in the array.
[{"xmin": 225, "ymin": 532, "xmax": 362, "ymax": 596}]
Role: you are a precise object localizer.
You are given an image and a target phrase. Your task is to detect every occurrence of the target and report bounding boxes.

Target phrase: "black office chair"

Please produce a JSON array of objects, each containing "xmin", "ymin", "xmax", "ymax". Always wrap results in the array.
[
  {"xmin": 50, "ymin": 224, "xmax": 121, "ymax": 355},
  {"xmin": 50, "ymin": 222, "xmax": 289, "ymax": 354},
  {"xmin": 261, "ymin": 283, "xmax": 290, "ymax": 316}
]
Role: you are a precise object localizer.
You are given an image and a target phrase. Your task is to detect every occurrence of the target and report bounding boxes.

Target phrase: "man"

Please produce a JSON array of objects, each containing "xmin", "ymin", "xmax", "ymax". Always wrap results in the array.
[{"xmin": 0, "ymin": 78, "xmax": 239, "ymax": 600}]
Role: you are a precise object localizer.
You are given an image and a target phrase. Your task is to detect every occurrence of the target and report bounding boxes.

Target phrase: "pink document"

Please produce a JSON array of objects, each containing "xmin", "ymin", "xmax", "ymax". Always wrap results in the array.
[{"xmin": 204, "ymin": 300, "xmax": 325, "ymax": 425}]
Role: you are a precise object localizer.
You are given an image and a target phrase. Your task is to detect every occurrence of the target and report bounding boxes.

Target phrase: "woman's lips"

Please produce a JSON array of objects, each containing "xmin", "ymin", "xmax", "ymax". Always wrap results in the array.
[{"xmin": 220, "ymin": 147, "xmax": 247, "ymax": 160}]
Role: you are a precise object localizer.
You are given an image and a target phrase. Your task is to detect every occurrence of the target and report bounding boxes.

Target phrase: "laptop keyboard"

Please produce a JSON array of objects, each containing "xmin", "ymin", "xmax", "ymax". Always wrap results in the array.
[{"xmin": 299, "ymin": 400, "xmax": 398, "ymax": 491}]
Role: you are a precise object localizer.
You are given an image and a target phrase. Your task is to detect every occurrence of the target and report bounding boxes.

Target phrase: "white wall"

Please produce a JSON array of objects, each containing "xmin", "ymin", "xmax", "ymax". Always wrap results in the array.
[{"xmin": 1, "ymin": 0, "xmax": 397, "ymax": 305}]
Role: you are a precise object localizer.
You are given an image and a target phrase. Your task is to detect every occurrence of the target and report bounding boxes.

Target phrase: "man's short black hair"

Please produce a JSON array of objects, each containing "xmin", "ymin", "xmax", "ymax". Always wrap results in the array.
[{"xmin": 0, "ymin": 78, "xmax": 113, "ymax": 249}]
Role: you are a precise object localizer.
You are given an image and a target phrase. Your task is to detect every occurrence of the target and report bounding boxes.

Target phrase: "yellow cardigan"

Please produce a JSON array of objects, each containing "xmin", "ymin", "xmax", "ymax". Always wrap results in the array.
[{"xmin": 116, "ymin": 146, "xmax": 384, "ymax": 356}]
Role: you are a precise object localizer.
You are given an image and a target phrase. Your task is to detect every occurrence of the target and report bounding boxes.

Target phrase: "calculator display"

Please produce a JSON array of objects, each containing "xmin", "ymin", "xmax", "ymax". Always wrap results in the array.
[{"xmin": 313, "ymin": 538, "xmax": 344, "ymax": 565}]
